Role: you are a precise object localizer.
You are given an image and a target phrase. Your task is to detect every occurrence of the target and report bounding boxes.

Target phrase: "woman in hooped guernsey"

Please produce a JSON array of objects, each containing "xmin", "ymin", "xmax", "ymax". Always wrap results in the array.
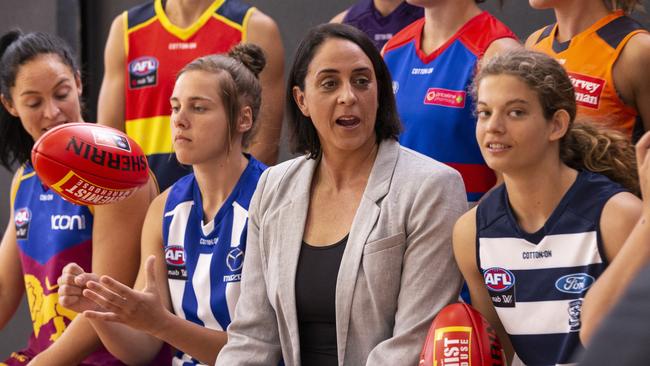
[
  {"xmin": 454, "ymin": 50, "xmax": 642, "ymax": 366},
  {"xmin": 58, "ymin": 45, "xmax": 267, "ymax": 365},
  {"xmin": 0, "ymin": 31, "xmax": 157, "ymax": 365},
  {"xmin": 216, "ymin": 23, "xmax": 467, "ymax": 366}
]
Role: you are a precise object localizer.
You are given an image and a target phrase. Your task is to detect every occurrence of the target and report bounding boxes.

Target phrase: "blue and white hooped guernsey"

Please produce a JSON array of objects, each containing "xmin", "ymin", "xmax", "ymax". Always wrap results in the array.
[
  {"xmin": 476, "ymin": 170, "xmax": 625, "ymax": 366},
  {"xmin": 162, "ymin": 156, "xmax": 266, "ymax": 366}
]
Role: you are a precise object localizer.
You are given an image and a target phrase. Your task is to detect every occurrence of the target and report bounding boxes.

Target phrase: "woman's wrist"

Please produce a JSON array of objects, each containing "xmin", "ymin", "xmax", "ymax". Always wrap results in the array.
[{"xmin": 149, "ymin": 307, "xmax": 175, "ymax": 340}]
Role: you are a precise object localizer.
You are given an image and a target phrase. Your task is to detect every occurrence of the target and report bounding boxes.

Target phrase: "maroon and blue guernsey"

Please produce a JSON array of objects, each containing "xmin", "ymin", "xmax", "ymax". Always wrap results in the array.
[
  {"xmin": 342, "ymin": 0, "xmax": 423, "ymax": 50},
  {"xmin": 383, "ymin": 12, "xmax": 516, "ymax": 202},
  {"xmin": 5, "ymin": 164, "xmax": 123, "ymax": 366}
]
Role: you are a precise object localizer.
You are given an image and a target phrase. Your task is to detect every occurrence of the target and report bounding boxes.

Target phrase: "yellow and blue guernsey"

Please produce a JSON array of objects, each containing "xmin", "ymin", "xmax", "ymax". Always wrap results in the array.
[
  {"xmin": 162, "ymin": 156, "xmax": 265, "ymax": 366},
  {"xmin": 5, "ymin": 165, "xmax": 123, "ymax": 366},
  {"xmin": 124, "ymin": 0, "xmax": 254, "ymax": 190},
  {"xmin": 476, "ymin": 170, "xmax": 625, "ymax": 366}
]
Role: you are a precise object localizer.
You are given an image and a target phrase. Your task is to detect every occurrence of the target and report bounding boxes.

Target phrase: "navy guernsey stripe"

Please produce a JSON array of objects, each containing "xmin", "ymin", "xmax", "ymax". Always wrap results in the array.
[
  {"xmin": 127, "ymin": 2, "xmax": 156, "ymax": 28},
  {"xmin": 596, "ymin": 15, "xmax": 645, "ymax": 49},
  {"xmin": 215, "ymin": 0, "xmax": 251, "ymax": 26}
]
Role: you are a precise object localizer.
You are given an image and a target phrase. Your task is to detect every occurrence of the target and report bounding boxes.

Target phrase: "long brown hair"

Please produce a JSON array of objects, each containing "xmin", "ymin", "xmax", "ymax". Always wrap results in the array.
[
  {"xmin": 177, "ymin": 43, "xmax": 265, "ymax": 150},
  {"xmin": 472, "ymin": 50, "xmax": 639, "ymax": 196}
]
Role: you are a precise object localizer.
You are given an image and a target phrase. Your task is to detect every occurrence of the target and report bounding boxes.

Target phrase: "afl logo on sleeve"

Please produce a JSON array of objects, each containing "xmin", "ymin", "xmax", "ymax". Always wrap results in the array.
[
  {"xmin": 484, "ymin": 267, "xmax": 516, "ymax": 308},
  {"xmin": 128, "ymin": 56, "xmax": 158, "ymax": 89},
  {"xmin": 14, "ymin": 207, "xmax": 31, "ymax": 240},
  {"xmin": 165, "ymin": 245, "xmax": 187, "ymax": 280}
]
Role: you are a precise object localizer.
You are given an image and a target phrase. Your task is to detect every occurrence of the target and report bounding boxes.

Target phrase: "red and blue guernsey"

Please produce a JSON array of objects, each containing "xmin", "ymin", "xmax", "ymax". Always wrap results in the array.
[
  {"xmin": 162, "ymin": 156, "xmax": 265, "ymax": 365},
  {"xmin": 383, "ymin": 12, "xmax": 516, "ymax": 202},
  {"xmin": 6, "ymin": 165, "xmax": 122, "ymax": 365},
  {"xmin": 342, "ymin": 0, "xmax": 423, "ymax": 50}
]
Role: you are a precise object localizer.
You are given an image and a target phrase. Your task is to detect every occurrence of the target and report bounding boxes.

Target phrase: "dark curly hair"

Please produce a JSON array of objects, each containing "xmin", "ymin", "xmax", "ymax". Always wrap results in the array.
[{"xmin": 472, "ymin": 49, "xmax": 639, "ymax": 195}]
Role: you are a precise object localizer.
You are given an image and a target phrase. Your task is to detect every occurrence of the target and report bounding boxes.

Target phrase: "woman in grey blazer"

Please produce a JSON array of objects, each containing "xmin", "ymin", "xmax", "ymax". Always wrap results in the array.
[{"xmin": 216, "ymin": 23, "xmax": 467, "ymax": 366}]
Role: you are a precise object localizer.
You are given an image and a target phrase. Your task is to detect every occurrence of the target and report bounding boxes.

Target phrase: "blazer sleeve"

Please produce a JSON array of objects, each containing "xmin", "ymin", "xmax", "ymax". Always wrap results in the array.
[
  {"xmin": 365, "ymin": 168, "xmax": 467, "ymax": 365},
  {"xmin": 215, "ymin": 169, "xmax": 283, "ymax": 365}
]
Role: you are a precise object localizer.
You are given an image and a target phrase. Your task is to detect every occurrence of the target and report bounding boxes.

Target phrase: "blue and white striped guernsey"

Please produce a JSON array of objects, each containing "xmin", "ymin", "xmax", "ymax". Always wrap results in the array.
[
  {"xmin": 162, "ymin": 156, "xmax": 266, "ymax": 366},
  {"xmin": 476, "ymin": 170, "xmax": 625, "ymax": 366}
]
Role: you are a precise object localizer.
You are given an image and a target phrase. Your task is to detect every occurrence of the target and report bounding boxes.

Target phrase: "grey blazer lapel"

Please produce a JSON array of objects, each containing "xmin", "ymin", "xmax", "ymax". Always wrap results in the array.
[
  {"xmin": 276, "ymin": 157, "xmax": 317, "ymax": 365},
  {"xmin": 335, "ymin": 140, "xmax": 399, "ymax": 363}
]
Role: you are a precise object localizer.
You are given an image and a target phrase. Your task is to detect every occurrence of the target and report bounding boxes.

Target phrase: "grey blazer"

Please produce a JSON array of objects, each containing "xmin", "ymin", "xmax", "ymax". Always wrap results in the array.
[{"xmin": 216, "ymin": 139, "xmax": 467, "ymax": 366}]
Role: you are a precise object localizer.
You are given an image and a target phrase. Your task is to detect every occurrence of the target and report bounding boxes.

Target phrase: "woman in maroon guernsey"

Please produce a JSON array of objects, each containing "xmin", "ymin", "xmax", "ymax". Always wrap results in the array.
[{"xmin": 0, "ymin": 30, "xmax": 157, "ymax": 366}]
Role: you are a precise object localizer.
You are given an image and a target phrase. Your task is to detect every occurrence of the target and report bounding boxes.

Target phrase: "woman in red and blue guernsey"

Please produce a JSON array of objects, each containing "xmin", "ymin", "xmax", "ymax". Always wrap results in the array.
[{"xmin": 383, "ymin": 0, "xmax": 519, "ymax": 205}]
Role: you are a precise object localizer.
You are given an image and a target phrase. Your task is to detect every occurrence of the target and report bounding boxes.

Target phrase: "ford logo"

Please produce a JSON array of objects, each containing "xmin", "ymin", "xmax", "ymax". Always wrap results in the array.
[{"xmin": 555, "ymin": 273, "xmax": 595, "ymax": 294}]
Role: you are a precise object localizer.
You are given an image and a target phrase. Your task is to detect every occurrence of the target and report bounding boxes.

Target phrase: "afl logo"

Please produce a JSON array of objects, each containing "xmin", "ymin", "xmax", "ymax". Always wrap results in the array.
[
  {"xmin": 129, "ymin": 57, "xmax": 158, "ymax": 76},
  {"xmin": 165, "ymin": 246, "xmax": 185, "ymax": 267},
  {"xmin": 484, "ymin": 267, "xmax": 515, "ymax": 292},
  {"xmin": 555, "ymin": 273, "xmax": 595, "ymax": 294},
  {"xmin": 226, "ymin": 248, "xmax": 244, "ymax": 272},
  {"xmin": 15, "ymin": 208, "xmax": 31, "ymax": 226}
]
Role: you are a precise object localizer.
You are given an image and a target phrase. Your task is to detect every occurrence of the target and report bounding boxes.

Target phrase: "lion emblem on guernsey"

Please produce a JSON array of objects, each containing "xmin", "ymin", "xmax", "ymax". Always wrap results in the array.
[{"xmin": 24, "ymin": 274, "xmax": 77, "ymax": 341}]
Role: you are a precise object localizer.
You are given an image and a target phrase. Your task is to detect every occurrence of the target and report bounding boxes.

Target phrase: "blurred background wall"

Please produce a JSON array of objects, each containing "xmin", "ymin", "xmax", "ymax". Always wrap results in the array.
[{"xmin": 0, "ymin": 0, "xmax": 649, "ymax": 358}]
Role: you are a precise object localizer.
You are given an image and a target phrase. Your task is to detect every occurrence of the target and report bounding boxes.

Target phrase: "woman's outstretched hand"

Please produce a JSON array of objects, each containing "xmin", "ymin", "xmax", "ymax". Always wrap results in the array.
[{"xmin": 82, "ymin": 255, "xmax": 171, "ymax": 336}]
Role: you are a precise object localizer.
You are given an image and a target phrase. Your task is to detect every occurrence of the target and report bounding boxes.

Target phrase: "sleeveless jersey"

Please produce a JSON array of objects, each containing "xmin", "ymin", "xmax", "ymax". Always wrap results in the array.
[
  {"xmin": 342, "ymin": 0, "xmax": 423, "ymax": 50},
  {"xmin": 5, "ymin": 165, "xmax": 123, "ymax": 366},
  {"xmin": 162, "ymin": 156, "xmax": 266, "ymax": 366},
  {"xmin": 124, "ymin": 0, "xmax": 255, "ymax": 191},
  {"xmin": 476, "ymin": 171, "xmax": 625, "ymax": 366},
  {"xmin": 383, "ymin": 12, "xmax": 516, "ymax": 203},
  {"xmin": 530, "ymin": 11, "xmax": 647, "ymax": 139}
]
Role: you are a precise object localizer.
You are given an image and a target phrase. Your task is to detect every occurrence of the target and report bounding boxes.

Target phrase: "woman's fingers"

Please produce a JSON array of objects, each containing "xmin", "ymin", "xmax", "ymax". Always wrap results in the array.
[
  {"xmin": 84, "ymin": 282, "xmax": 129, "ymax": 312},
  {"xmin": 83, "ymin": 309, "xmax": 121, "ymax": 322}
]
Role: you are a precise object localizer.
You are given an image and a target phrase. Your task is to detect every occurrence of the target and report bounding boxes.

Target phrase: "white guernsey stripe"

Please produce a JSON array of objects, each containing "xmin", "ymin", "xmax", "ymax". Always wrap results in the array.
[
  {"xmin": 165, "ymin": 201, "xmax": 194, "ymax": 245},
  {"xmin": 165, "ymin": 201, "xmax": 193, "ymax": 320},
  {"xmin": 201, "ymin": 216, "xmax": 214, "ymax": 237},
  {"xmin": 230, "ymin": 201, "xmax": 248, "ymax": 247},
  {"xmin": 193, "ymin": 253, "xmax": 222, "ymax": 331},
  {"xmin": 226, "ymin": 281, "xmax": 241, "ymax": 322},
  {"xmin": 496, "ymin": 299, "xmax": 580, "ymax": 335},
  {"xmin": 479, "ymin": 232, "xmax": 602, "ymax": 270}
]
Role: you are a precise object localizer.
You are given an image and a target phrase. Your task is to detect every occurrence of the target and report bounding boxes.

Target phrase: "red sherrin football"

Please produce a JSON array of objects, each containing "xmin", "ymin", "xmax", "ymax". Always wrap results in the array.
[
  {"xmin": 31, "ymin": 122, "xmax": 149, "ymax": 205},
  {"xmin": 419, "ymin": 303, "xmax": 504, "ymax": 366}
]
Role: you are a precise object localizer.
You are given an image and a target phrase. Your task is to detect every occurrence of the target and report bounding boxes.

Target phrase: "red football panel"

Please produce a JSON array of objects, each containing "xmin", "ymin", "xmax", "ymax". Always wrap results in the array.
[
  {"xmin": 32, "ymin": 123, "xmax": 149, "ymax": 187},
  {"xmin": 31, "ymin": 123, "xmax": 149, "ymax": 205},
  {"xmin": 32, "ymin": 150, "xmax": 139, "ymax": 205},
  {"xmin": 420, "ymin": 303, "xmax": 504, "ymax": 366}
]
